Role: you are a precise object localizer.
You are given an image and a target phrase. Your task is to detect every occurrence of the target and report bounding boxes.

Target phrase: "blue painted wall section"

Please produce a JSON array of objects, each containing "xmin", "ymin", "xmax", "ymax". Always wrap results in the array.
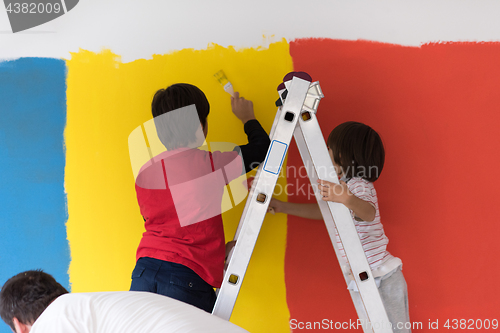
[{"xmin": 0, "ymin": 58, "xmax": 69, "ymax": 332}]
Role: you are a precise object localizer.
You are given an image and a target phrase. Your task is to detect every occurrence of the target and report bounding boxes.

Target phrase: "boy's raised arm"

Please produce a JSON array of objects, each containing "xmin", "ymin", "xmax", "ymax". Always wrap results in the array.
[{"xmin": 230, "ymin": 92, "xmax": 270, "ymax": 173}]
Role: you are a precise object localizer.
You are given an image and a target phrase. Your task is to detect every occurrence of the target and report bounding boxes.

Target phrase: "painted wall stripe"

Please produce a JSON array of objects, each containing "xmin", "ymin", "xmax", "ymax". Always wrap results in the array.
[{"xmin": 0, "ymin": 58, "xmax": 69, "ymax": 333}]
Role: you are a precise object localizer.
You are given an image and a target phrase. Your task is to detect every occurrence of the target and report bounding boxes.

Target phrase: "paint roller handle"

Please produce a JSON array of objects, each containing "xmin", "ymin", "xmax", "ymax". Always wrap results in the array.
[{"xmin": 231, "ymin": 91, "xmax": 256, "ymax": 124}]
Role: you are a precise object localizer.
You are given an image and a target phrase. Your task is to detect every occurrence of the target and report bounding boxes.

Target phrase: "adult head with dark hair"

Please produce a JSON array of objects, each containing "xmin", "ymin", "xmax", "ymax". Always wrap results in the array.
[
  {"xmin": 152, "ymin": 83, "xmax": 210, "ymax": 150},
  {"xmin": 327, "ymin": 121, "xmax": 385, "ymax": 182},
  {"xmin": 0, "ymin": 270, "xmax": 68, "ymax": 333}
]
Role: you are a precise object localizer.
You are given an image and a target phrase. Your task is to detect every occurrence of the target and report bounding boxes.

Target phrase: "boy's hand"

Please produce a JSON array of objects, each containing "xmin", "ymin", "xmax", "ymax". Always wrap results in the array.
[
  {"xmin": 317, "ymin": 179, "xmax": 353, "ymax": 204},
  {"xmin": 225, "ymin": 240, "xmax": 236, "ymax": 262},
  {"xmin": 318, "ymin": 179, "xmax": 376, "ymax": 222},
  {"xmin": 231, "ymin": 92, "xmax": 256, "ymax": 124},
  {"xmin": 268, "ymin": 197, "xmax": 283, "ymax": 214}
]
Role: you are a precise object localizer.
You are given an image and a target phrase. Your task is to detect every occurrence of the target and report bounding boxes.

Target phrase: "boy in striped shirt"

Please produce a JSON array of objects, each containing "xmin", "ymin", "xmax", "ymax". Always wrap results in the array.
[{"xmin": 269, "ymin": 121, "xmax": 410, "ymax": 333}]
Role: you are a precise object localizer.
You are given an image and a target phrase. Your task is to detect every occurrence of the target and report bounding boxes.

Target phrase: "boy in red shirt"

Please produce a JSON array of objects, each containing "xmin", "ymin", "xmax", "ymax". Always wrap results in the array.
[{"xmin": 130, "ymin": 84, "xmax": 270, "ymax": 312}]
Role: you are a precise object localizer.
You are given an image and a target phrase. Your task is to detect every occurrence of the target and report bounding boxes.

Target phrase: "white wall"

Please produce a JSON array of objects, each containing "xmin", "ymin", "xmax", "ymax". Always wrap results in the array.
[{"xmin": 1, "ymin": 0, "xmax": 500, "ymax": 61}]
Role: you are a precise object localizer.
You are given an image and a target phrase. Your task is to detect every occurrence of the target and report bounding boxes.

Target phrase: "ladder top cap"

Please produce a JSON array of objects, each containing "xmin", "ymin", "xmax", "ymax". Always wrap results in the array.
[
  {"xmin": 277, "ymin": 82, "xmax": 286, "ymax": 91},
  {"xmin": 283, "ymin": 71, "xmax": 312, "ymax": 83}
]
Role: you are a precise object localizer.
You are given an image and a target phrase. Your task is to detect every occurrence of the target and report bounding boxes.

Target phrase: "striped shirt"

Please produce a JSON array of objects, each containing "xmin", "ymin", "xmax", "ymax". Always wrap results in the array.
[{"xmin": 336, "ymin": 177, "xmax": 400, "ymax": 276}]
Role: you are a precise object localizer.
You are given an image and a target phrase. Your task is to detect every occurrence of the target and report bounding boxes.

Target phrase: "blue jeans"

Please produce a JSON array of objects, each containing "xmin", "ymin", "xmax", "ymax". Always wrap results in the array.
[{"xmin": 130, "ymin": 257, "xmax": 217, "ymax": 313}]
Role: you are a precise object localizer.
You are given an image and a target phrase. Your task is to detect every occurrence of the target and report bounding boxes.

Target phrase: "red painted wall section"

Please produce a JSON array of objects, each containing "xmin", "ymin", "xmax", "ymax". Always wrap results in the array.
[{"xmin": 286, "ymin": 39, "xmax": 500, "ymax": 330}]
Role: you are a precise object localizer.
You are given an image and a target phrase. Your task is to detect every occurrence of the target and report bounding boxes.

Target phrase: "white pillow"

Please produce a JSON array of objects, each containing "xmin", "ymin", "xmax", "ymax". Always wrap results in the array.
[{"xmin": 31, "ymin": 291, "xmax": 249, "ymax": 333}]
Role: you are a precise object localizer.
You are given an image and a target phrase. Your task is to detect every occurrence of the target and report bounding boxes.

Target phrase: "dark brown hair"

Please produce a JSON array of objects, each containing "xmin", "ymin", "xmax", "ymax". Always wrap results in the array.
[
  {"xmin": 152, "ymin": 83, "xmax": 210, "ymax": 150},
  {"xmin": 327, "ymin": 121, "xmax": 385, "ymax": 182},
  {"xmin": 0, "ymin": 270, "xmax": 68, "ymax": 330}
]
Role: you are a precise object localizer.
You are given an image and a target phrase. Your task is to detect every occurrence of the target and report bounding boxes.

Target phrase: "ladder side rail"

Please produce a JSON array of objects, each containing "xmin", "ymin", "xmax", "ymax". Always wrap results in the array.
[
  {"xmin": 325, "ymin": 200, "xmax": 393, "ymax": 333},
  {"xmin": 268, "ymin": 103, "xmax": 284, "ymax": 142},
  {"xmin": 293, "ymin": 121, "xmax": 375, "ymax": 333},
  {"xmin": 350, "ymin": 289, "xmax": 376, "ymax": 333},
  {"xmin": 292, "ymin": 124, "xmax": 349, "ymax": 270},
  {"xmin": 232, "ymin": 104, "xmax": 283, "ymax": 241},
  {"xmin": 297, "ymin": 112, "xmax": 393, "ymax": 333},
  {"xmin": 212, "ymin": 77, "xmax": 312, "ymax": 320}
]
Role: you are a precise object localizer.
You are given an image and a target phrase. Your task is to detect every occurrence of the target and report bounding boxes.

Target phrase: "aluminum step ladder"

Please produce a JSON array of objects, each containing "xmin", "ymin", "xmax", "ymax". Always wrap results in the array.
[{"xmin": 213, "ymin": 72, "xmax": 393, "ymax": 333}]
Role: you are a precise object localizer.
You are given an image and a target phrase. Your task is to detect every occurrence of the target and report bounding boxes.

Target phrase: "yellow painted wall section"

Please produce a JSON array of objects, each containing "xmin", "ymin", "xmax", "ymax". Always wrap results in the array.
[{"xmin": 65, "ymin": 41, "xmax": 293, "ymax": 332}]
